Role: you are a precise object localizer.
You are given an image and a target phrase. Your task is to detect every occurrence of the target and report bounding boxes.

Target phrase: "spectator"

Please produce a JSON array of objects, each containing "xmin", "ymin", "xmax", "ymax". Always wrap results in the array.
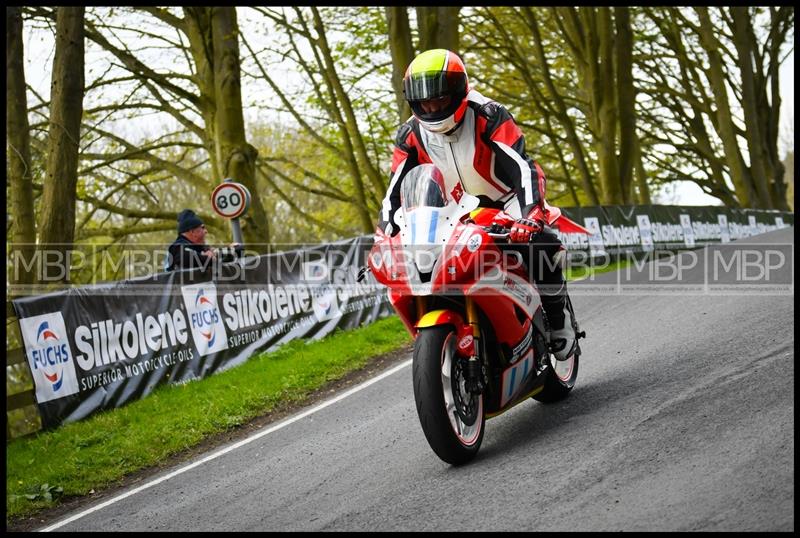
[{"xmin": 165, "ymin": 209, "xmax": 241, "ymax": 272}]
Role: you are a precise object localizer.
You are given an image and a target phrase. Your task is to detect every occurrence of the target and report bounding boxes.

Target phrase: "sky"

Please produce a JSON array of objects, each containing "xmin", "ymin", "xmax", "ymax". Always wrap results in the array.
[{"xmin": 20, "ymin": 11, "xmax": 795, "ymax": 207}]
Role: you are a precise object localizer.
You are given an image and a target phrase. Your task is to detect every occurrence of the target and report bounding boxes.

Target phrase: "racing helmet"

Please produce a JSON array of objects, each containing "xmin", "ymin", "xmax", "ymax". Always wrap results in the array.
[{"xmin": 403, "ymin": 49, "xmax": 469, "ymax": 134}]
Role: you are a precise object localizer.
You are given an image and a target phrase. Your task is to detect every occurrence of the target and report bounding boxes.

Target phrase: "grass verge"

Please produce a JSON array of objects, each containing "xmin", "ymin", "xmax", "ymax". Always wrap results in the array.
[{"xmin": 564, "ymin": 254, "xmax": 633, "ymax": 281}]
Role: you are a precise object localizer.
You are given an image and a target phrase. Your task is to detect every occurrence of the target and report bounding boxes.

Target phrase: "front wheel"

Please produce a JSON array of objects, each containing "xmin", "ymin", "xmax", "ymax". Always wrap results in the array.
[{"xmin": 412, "ymin": 326, "xmax": 485, "ymax": 465}]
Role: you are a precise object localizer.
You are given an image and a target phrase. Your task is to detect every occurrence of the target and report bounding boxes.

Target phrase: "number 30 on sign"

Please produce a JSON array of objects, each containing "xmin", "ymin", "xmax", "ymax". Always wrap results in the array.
[{"xmin": 211, "ymin": 180, "xmax": 251, "ymax": 219}]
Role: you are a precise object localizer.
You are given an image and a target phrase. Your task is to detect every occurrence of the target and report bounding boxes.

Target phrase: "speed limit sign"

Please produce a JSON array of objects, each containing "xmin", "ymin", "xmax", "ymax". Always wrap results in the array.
[{"xmin": 211, "ymin": 180, "xmax": 251, "ymax": 219}]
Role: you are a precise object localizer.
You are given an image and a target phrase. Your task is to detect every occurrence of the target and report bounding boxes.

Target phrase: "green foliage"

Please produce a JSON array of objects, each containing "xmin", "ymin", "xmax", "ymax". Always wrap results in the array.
[{"xmin": 10, "ymin": 483, "xmax": 64, "ymax": 503}]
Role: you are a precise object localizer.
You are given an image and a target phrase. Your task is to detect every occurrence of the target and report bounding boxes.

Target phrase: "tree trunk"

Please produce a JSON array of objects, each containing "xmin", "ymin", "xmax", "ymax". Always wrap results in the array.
[
  {"xmin": 415, "ymin": 7, "xmax": 460, "ymax": 53},
  {"xmin": 524, "ymin": 7, "xmax": 600, "ymax": 205},
  {"xmin": 730, "ymin": 7, "xmax": 773, "ymax": 208},
  {"xmin": 37, "ymin": 7, "xmax": 85, "ymax": 283},
  {"xmin": 595, "ymin": 8, "xmax": 622, "ymax": 204},
  {"xmin": 649, "ymin": 10, "xmax": 740, "ymax": 207},
  {"xmin": 385, "ymin": 7, "xmax": 414, "ymax": 123},
  {"xmin": 183, "ymin": 7, "xmax": 222, "ymax": 182},
  {"xmin": 310, "ymin": 7, "xmax": 380, "ymax": 231},
  {"xmin": 554, "ymin": 7, "xmax": 624, "ymax": 204},
  {"xmin": 614, "ymin": 7, "xmax": 636, "ymax": 205},
  {"xmin": 210, "ymin": 7, "xmax": 271, "ymax": 246},
  {"xmin": 7, "ymin": 7, "xmax": 37, "ymax": 288},
  {"xmin": 765, "ymin": 8, "xmax": 791, "ymax": 210},
  {"xmin": 633, "ymin": 138, "xmax": 652, "ymax": 205},
  {"xmin": 695, "ymin": 7, "xmax": 756, "ymax": 208}
]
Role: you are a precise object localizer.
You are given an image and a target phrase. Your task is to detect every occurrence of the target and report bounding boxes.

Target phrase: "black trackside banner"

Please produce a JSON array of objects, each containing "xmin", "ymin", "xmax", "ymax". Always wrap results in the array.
[
  {"xmin": 555, "ymin": 205, "xmax": 794, "ymax": 258},
  {"xmin": 12, "ymin": 236, "xmax": 393, "ymax": 429},
  {"xmin": 11, "ymin": 206, "xmax": 794, "ymax": 429}
]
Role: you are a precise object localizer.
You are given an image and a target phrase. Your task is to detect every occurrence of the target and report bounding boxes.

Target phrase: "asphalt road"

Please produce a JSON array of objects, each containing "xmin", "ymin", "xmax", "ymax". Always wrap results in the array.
[{"xmin": 43, "ymin": 228, "xmax": 794, "ymax": 532}]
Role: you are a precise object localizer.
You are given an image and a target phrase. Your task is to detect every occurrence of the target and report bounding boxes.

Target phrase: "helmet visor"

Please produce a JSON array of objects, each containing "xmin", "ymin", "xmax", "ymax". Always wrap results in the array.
[{"xmin": 403, "ymin": 71, "xmax": 467, "ymax": 102}]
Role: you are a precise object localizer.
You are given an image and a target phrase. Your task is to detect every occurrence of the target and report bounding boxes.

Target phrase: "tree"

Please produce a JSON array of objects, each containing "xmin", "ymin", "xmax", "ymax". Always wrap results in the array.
[
  {"xmin": 464, "ymin": 7, "xmax": 604, "ymax": 205},
  {"xmin": 25, "ymin": 7, "xmax": 272, "ymax": 248},
  {"xmin": 37, "ymin": 6, "xmax": 85, "ymax": 283},
  {"xmin": 520, "ymin": 7, "xmax": 600, "ymax": 205},
  {"xmin": 245, "ymin": 7, "xmax": 394, "ymax": 234},
  {"xmin": 730, "ymin": 6, "xmax": 791, "ymax": 209},
  {"xmin": 188, "ymin": 7, "xmax": 270, "ymax": 245},
  {"xmin": 638, "ymin": 7, "xmax": 793, "ymax": 209},
  {"xmin": 137, "ymin": 7, "xmax": 271, "ymax": 245},
  {"xmin": 551, "ymin": 7, "xmax": 638, "ymax": 205},
  {"xmin": 385, "ymin": 7, "xmax": 414, "ymax": 123},
  {"xmin": 7, "ymin": 7, "xmax": 37, "ymax": 288},
  {"xmin": 416, "ymin": 7, "xmax": 460, "ymax": 54}
]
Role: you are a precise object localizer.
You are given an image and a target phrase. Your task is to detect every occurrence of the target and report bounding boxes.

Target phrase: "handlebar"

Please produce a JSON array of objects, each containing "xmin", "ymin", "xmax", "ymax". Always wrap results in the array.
[
  {"xmin": 484, "ymin": 223, "xmax": 510, "ymax": 242},
  {"xmin": 487, "ymin": 232, "xmax": 510, "ymax": 240}
]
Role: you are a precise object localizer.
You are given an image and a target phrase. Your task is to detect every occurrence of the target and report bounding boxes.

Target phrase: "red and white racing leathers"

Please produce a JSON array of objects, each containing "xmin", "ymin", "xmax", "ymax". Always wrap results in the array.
[{"xmin": 379, "ymin": 89, "xmax": 547, "ymax": 234}]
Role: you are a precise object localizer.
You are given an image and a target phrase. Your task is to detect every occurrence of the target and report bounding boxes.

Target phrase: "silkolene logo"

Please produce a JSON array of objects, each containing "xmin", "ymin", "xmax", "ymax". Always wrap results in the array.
[
  {"xmin": 181, "ymin": 283, "xmax": 229, "ymax": 356},
  {"xmin": 20, "ymin": 313, "xmax": 80, "ymax": 403}
]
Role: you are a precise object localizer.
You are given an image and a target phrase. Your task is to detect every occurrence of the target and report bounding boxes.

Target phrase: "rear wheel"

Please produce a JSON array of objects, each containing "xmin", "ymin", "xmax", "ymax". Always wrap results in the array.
[
  {"xmin": 533, "ymin": 350, "xmax": 579, "ymax": 403},
  {"xmin": 534, "ymin": 296, "xmax": 580, "ymax": 403},
  {"xmin": 412, "ymin": 326, "xmax": 485, "ymax": 465}
]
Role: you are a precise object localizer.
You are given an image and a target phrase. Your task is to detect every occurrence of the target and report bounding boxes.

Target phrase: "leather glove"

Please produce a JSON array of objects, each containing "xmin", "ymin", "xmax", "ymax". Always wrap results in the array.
[{"xmin": 509, "ymin": 217, "xmax": 543, "ymax": 243}]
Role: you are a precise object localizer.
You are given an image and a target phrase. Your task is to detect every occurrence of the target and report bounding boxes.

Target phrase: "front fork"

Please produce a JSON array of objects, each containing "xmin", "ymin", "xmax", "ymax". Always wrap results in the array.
[
  {"xmin": 463, "ymin": 298, "xmax": 484, "ymax": 394},
  {"xmin": 415, "ymin": 296, "xmax": 485, "ymax": 394}
]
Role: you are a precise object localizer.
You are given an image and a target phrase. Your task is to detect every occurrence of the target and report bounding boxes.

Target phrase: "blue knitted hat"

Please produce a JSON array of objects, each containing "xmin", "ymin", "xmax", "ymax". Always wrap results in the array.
[{"xmin": 177, "ymin": 209, "xmax": 204, "ymax": 234}]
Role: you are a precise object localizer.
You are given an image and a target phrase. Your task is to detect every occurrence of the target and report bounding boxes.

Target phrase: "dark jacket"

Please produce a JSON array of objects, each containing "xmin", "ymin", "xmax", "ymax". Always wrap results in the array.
[{"xmin": 165, "ymin": 235, "xmax": 213, "ymax": 272}]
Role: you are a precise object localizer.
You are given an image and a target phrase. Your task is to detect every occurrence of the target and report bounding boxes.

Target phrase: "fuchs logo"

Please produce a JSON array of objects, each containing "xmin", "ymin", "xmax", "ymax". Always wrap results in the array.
[
  {"xmin": 195, "ymin": 289, "xmax": 218, "ymax": 347},
  {"xmin": 181, "ymin": 283, "xmax": 229, "ymax": 356},
  {"xmin": 302, "ymin": 260, "xmax": 329, "ymax": 282},
  {"xmin": 20, "ymin": 313, "xmax": 80, "ymax": 403},
  {"xmin": 311, "ymin": 283, "xmax": 341, "ymax": 322},
  {"xmin": 36, "ymin": 322, "xmax": 65, "ymax": 390}
]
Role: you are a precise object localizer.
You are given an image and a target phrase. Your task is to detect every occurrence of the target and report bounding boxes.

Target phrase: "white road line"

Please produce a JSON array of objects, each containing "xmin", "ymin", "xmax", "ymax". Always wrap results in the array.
[{"xmin": 40, "ymin": 358, "xmax": 413, "ymax": 532}]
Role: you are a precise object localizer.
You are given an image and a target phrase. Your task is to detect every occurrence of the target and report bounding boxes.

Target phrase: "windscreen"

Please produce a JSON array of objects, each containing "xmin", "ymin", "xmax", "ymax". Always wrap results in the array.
[{"xmin": 400, "ymin": 164, "xmax": 447, "ymax": 210}]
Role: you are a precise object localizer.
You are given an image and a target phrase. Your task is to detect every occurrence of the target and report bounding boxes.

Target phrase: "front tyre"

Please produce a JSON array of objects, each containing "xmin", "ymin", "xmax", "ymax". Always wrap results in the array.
[{"xmin": 413, "ymin": 326, "xmax": 485, "ymax": 465}]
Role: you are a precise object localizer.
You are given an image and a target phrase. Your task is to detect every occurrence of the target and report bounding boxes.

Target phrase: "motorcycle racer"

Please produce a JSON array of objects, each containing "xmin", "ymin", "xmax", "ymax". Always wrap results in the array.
[{"xmin": 378, "ymin": 48, "xmax": 576, "ymax": 361}]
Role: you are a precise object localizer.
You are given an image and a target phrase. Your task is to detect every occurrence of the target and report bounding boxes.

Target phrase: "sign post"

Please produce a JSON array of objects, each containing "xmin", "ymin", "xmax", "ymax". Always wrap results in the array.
[{"xmin": 211, "ymin": 179, "xmax": 251, "ymax": 248}]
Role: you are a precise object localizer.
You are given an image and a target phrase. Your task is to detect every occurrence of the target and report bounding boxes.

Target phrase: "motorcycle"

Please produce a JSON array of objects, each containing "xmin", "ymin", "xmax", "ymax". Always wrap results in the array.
[{"xmin": 367, "ymin": 164, "xmax": 589, "ymax": 465}]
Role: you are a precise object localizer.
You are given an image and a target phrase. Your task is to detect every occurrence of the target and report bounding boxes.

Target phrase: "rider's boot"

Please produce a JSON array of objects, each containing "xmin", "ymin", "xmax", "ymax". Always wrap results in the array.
[{"xmin": 540, "ymin": 281, "xmax": 577, "ymax": 361}]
